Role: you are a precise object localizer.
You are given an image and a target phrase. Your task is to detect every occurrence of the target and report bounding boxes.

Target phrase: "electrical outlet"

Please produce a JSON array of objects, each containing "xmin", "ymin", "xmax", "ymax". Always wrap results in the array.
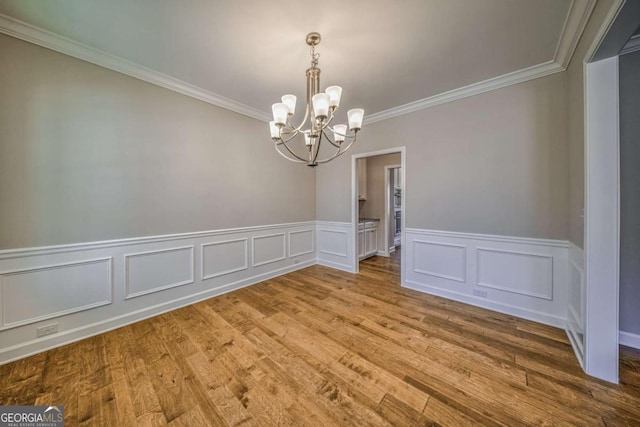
[
  {"xmin": 36, "ymin": 323, "xmax": 58, "ymax": 337},
  {"xmin": 472, "ymin": 289, "xmax": 488, "ymax": 298}
]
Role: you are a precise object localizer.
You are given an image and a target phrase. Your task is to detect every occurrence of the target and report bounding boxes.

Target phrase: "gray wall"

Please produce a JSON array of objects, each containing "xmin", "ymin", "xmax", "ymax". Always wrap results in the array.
[
  {"xmin": 317, "ymin": 73, "xmax": 569, "ymax": 240},
  {"xmin": 0, "ymin": 34, "xmax": 315, "ymax": 249},
  {"xmin": 619, "ymin": 50, "xmax": 640, "ymax": 335}
]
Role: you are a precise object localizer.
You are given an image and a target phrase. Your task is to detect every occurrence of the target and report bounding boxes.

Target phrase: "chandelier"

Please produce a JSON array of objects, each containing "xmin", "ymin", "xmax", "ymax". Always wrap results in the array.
[{"xmin": 269, "ymin": 32, "xmax": 364, "ymax": 167}]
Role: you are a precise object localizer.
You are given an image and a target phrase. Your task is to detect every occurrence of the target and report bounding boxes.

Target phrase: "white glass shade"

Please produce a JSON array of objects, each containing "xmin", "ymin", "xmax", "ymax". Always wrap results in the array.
[
  {"xmin": 333, "ymin": 124, "xmax": 347, "ymax": 143},
  {"xmin": 272, "ymin": 103, "xmax": 289, "ymax": 126},
  {"xmin": 348, "ymin": 108, "xmax": 364, "ymax": 130},
  {"xmin": 304, "ymin": 134, "xmax": 316, "ymax": 146},
  {"xmin": 325, "ymin": 86, "xmax": 342, "ymax": 108},
  {"xmin": 312, "ymin": 93, "xmax": 330, "ymax": 118},
  {"xmin": 281, "ymin": 94, "xmax": 297, "ymax": 115},
  {"xmin": 269, "ymin": 121, "xmax": 280, "ymax": 139}
]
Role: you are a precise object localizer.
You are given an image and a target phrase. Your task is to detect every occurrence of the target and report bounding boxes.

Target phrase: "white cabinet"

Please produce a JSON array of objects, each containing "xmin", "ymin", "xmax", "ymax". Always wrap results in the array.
[
  {"xmin": 358, "ymin": 221, "xmax": 378, "ymax": 260},
  {"xmin": 357, "ymin": 158, "xmax": 367, "ymax": 200}
]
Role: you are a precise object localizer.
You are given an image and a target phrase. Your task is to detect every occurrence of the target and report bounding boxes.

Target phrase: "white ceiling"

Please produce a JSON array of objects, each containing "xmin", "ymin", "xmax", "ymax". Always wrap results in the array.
[{"xmin": 0, "ymin": 0, "xmax": 581, "ymax": 122}]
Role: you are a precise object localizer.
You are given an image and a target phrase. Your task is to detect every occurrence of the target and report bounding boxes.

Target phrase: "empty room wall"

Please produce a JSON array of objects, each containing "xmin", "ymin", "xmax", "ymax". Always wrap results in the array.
[
  {"xmin": 0, "ymin": 34, "xmax": 315, "ymax": 249},
  {"xmin": 316, "ymin": 72, "xmax": 569, "ymax": 240}
]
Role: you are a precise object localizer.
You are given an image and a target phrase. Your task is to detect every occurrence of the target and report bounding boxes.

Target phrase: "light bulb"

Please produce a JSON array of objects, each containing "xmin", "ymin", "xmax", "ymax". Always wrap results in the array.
[
  {"xmin": 348, "ymin": 108, "xmax": 364, "ymax": 130},
  {"xmin": 312, "ymin": 93, "xmax": 330, "ymax": 119},
  {"xmin": 281, "ymin": 94, "xmax": 297, "ymax": 115},
  {"xmin": 269, "ymin": 121, "xmax": 280, "ymax": 139},
  {"xmin": 325, "ymin": 86, "xmax": 342, "ymax": 108},
  {"xmin": 333, "ymin": 124, "xmax": 347, "ymax": 143},
  {"xmin": 272, "ymin": 103, "xmax": 288, "ymax": 127}
]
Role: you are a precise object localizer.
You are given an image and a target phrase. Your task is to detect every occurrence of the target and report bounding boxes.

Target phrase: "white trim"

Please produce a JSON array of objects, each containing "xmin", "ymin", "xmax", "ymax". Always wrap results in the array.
[
  {"xmin": 0, "ymin": 258, "xmax": 113, "ymax": 329},
  {"xmin": 412, "ymin": 240, "xmax": 467, "ymax": 283},
  {"xmin": 404, "ymin": 279, "xmax": 565, "ymax": 328},
  {"xmin": 619, "ymin": 331, "xmax": 640, "ymax": 349},
  {"xmin": 251, "ymin": 233, "xmax": 287, "ymax": 267},
  {"xmin": 583, "ymin": 55, "xmax": 620, "ymax": 383},
  {"xmin": 0, "ymin": 221, "xmax": 316, "ymax": 260},
  {"xmin": 1, "ymin": 1, "xmax": 595, "ymax": 127},
  {"xmin": 316, "ymin": 259, "xmax": 353, "ymax": 273},
  {"xmin": 0, "ymin": 14, "xmax": 270, "ymax": 122},
  {"xmin": 365, "ymin": 62, "xmax": 561, "ymax": 124},
  {"xmin": 620, "ymin": 34, "xmax": 640, "ymax": 56},
  {"xmin": 288, "ymin": 229, "xmax": 315, "ymax": 258},
  {"xmin": 0, "ymin": 259, "xmax": 315, "ymax": 366},
  {"xmin": 476, "ymin": 247, "xmax": 554, "ymax": 300},
  {"xmin": 554, "ymin": 0, "xmax": 598, "ymax": 69},
  {"xmin": 124, "ymin": 246, "xmax": 195, "ymax": 300},
  {"xmin": 351, "ymin": 148, "xmax": 406, "ymax": 283},
  {"xmin": 201, "ymin": 238, "xmax": 249, "ymax": 281},
  {"xmin": 318, "ymin": 228, "xmax": 349, "ymax": 257},
  {"xmin": 405, "ymin": 228, "xmax": 569, "ymax": 248}
]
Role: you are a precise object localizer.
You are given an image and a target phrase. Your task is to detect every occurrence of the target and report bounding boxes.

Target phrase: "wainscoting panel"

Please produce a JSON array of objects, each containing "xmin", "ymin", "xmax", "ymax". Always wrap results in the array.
[
  {"xmin": 0, "ymin": 221, "xmax": 315, "ymax": 365},
  {"xmin": 412, "ymin": 240, "xmax": 466, "ymax": 284},
  {"xmin": 0, "ymin": 258, "xmax": 112, "ymax": 329},
  {"xmin": 201, "ymin": 238, "xmax": 248, "ymax": 280},
  {"xmin": 289, "ymin": 229, "xmax": 314, "ymax": 258},
  {"xmin": 404, "ymin": 229, "xmax": 569, "ymax": 328},
  {"xmin": 316, "ymin": 222, "xmax": 355, "ymax": 273},
  {"xmin": 252, "ymin": 233, "xmax": 286, "ymax": 267},
  {"xmin": 125, "ymin": 246, "xmax": 194, "ymax": 299},
  {"xmin": 476, "ymin": 248, "xmax": 553, "ymax": 300}
]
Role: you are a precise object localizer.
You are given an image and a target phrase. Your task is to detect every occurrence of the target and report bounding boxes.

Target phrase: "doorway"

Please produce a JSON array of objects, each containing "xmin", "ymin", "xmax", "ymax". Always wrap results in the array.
[{"xmin": 351, "ymin": 147, "xmax": 406, "ymax": 283}]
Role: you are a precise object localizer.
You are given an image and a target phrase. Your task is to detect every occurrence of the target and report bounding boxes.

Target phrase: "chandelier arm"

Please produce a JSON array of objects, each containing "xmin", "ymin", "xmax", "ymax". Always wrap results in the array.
[
  {"xmin": 311, "ymin": 132, "xmax": 323, "ymax": 165},
  {"xmin": 315, "ymin": 134, "xmax": 358, "ymax": 164},
  {"xmin": 278, "ymin": 129, "xmax": 301, "ymax": 144},
  {"xmin": 275, "ymin": 141, "xmax": 307, "ymax": 163},
  {"xmin": 321, "ymin": 129, "xmax": 342, "ymax": 149},
  {"xmin": 286, "ymin": 104, "xmax": 311, "ymax": 133},
  {"xmin": 326, "ymin": 125, "xmax": 356, "ymax": 139}
]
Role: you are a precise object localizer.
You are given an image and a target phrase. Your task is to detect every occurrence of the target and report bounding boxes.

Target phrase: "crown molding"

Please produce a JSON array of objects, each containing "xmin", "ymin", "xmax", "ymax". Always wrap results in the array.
[
  {"xmin": 366, "ymin": 0, "xmax": 596, "ymax": 125},
  {"xmin": 1, "ymin": 2, "xmax": 596, "ymax": 127},
  {"xmin": 0, "ymin": 14, "xmax": 271, "ymax": 122},
  {"xmin": 554, "ymin": 0, "xmax": 597, "ymax": 69},
  {"xmin": 620, "ymin": 34, "xmax": 640, "ymax": 56},
  {"xmin": 365, "ymin": 61, "xmax": 560, "ymax": 124}
]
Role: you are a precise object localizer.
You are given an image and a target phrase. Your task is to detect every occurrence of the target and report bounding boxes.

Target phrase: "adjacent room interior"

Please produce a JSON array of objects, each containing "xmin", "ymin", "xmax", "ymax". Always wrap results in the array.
[{"xmin": 1, "ymin": 0, "xmax": 639, "ymax": 425}]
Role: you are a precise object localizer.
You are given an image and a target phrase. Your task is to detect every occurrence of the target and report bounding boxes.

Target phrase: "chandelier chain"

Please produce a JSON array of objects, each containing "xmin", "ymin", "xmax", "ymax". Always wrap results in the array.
[{"xmin": 310, "ymin": 45, "xmax": 319, "ymax": 68}]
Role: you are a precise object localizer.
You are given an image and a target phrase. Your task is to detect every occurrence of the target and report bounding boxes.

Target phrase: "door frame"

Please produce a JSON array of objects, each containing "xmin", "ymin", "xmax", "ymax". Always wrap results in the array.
[
  {"xmin": 351, "ymin": 147, "xmax": 406, "ymax": 282},
  {"xmin": 384, "ymin": 164, "xmax": 401, "ymax": 257}
]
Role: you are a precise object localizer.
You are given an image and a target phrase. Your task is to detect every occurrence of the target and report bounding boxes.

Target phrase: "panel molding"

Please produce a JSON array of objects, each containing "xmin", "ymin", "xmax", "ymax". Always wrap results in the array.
[
  {"xmin": 124, "ymin": 246, "xmax": 194, "ymax": 300},
  {"xmin": 318, "ymin": 229, "xmax": 349, "ymax": 257},
  {"xmin": 201, "ymin": 238, "xmax": 248, "ymax": 281},
  {"xmin": 288, "ymin": 229, "xmax": 314, "ymax": 258},
  {"xmin": 476, "ymin": 247, "xmax": 554, "ymax": 300},
  {"xmin": 0, "ymin": 258, "xmax": 113, "ymax": 329},
  {"xmin": 251, "ymin": 233, "xmax": 286, "ymax": 267},
  {"xmin": 412, "ymin": 239, "xmax": 466, "ymax": 283},
  {"xmin": 405, "ymin": 228, "xmax": 569, "ymax": 248}
]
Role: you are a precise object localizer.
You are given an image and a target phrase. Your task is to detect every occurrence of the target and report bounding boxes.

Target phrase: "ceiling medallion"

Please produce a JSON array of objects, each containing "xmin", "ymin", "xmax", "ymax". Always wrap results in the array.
[{"xmin": 269, "ymin": 32, "xmax": 364, "ymax": 167}]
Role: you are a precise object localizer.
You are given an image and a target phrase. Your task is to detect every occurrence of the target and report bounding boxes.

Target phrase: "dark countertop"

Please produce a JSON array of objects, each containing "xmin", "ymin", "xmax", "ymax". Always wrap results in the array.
[{"xmin": 358, "ymin": 218, "xmax": 380, "ymax": 223}]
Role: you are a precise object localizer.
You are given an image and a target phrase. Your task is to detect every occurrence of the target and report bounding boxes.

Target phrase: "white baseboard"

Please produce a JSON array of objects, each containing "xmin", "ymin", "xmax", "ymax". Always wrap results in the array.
[
  {"xmin": 0, "ymin": 259, "xmax": 314, "ymax": 365},
  {"xmin": 404, "ymin": 279, "xmax": 565, "ymax": 328},
  {"xmin": 403, "ymin": 228, "xmax": 569, "ymax": 329},
  {"xmin": 316, "ymin": 259, "xmax": 354, "ymax": 274},
  {"xmin": 0, "ymin": 222, "xmax": 316, "ymax": 365},
  {"xmin": 620, "ymin": 331, "xmax": 640, "ymax": 349}
]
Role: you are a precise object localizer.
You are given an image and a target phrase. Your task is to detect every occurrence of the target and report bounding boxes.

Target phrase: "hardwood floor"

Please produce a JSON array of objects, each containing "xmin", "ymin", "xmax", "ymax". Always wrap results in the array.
[{"xmin": 1, "ymin": 254, "xmax": 639, "ymax": 426}]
